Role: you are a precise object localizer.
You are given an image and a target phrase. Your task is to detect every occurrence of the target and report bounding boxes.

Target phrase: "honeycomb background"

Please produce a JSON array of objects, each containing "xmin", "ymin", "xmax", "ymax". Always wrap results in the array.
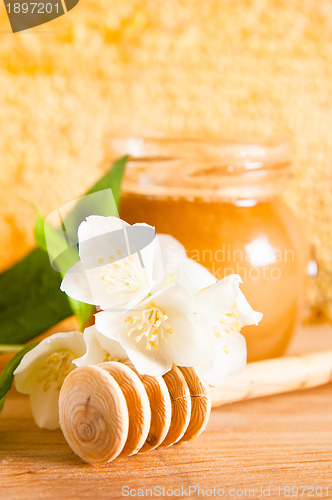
[{"xmin": 0, "ymin": 0, "xmax": 331, "ymax": 317}]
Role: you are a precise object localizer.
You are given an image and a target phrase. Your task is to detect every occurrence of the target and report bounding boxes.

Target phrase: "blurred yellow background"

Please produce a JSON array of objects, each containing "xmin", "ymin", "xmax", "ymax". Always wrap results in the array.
[{"xmin": 0, "ymin": 0, "xmax": 332, "ymax": 317}]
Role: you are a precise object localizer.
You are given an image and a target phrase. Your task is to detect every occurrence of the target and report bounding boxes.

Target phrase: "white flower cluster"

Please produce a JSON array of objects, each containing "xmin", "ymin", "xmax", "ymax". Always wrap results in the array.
[{"xmin": 14, "ymin": 216, "xmax": 262, "ymax": 429}]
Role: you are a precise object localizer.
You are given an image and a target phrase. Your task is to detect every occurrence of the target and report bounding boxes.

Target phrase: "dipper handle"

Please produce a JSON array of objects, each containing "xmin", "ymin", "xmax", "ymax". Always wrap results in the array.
[{"xmin": 211, "ymin": 350, "xmax": 332, "ymax": 407}]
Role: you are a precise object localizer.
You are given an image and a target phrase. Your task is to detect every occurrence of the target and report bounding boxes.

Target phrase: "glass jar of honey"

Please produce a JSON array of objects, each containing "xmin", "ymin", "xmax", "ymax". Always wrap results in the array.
[{"xmin": 108, "ymin": 137, "xmax": 307, "ymax": 362}]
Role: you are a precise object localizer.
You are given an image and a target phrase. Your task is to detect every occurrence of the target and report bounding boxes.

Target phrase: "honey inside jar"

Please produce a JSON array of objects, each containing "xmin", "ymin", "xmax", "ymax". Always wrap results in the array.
[{"xmin": 109, "ymin": 138, "xmax": 307, "ymax": 362}]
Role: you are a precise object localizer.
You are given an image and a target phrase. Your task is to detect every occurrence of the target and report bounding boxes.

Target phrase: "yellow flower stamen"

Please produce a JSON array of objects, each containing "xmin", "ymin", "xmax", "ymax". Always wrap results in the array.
[
  {"xmin": 124, "ymin": 304, "xmax": 173, "ymax": 350},
  {"xmin": 213, "ymin": 302, "xmax": 242, "ymax": 340},
  {"xmin": 95, "ymin": 254, "xmax": 144, "ymax": 292},
  {"xmin": 37, "ymin": 350, "xmax": 75, "ymax": 391},
  {"xmin": 103, "ymin": 351, "xmax": 112, "ymax": 362},
  {"xmin": 125, "ymin": 316, "xmax": 135, "ymax": 324}
]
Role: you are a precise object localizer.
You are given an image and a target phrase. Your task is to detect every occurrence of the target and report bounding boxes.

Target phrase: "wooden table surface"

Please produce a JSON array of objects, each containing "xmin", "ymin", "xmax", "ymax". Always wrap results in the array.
[{"xmin": 0, "ymin": 321, "xmax": 331, "ymax": 500}]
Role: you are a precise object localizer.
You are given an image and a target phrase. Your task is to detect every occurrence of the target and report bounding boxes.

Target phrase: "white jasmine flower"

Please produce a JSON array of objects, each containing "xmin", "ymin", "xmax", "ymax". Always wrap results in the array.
[
  {"xmin": 154, "ymin": 234, "xmax": 216, "ymax": 294},
  {"xmin": 95, "ymin": 283, "xmax": 207, "ymax": 377},
  {"xmin": 14, "ymin": 332, "xmax": 86, "ymax": 430},
  {"xmin": 194, "ymin": 274, "xmax": 263, "ymax": 387},
  {"xmin": 73, "ymin": 325, "xmax": 127, "ymax": 367},
  {"xmin": 61, "ymin": 216, "xmax": 159, "ymax": 311}
]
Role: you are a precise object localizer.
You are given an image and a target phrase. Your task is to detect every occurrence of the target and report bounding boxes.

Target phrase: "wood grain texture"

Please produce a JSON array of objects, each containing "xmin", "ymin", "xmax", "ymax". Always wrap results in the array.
[
  {"xmin": 58, "ymin": 366, "xmax": 129, "ymax": 464},
  {"xmin": 99, "ymin": 362, "xmax": 151, "ymax": 458},
  {"xmin": 211, "ymin": 349, "xmax": 332, "ymax": 407},
  {"xmin": 122, "ymin": 360, "xmax": 172, "ymax": 453},
  {"xmin": 1, "ymin": 325, "xmax": 332, "ymax": 499},
  {"xmin": 178, "ymin": 366, "xmax": 211, "ymax": 443},
  {"xmin": 161, "ymin": 365, "xmax": 191, "ymax": 447}
]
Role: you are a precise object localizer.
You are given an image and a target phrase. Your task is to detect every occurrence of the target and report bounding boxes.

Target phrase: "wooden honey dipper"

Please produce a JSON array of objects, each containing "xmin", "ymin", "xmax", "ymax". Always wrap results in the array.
[{"xmin": 59, "ymin": 350, "xmax": 332, "ymax": 464}]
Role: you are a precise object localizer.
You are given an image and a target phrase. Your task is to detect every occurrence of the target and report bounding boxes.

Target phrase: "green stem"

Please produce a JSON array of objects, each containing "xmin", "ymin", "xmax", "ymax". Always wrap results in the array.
[{"xmin": 0, "ymin": 345, "xmax": 24, "ymax": 353}]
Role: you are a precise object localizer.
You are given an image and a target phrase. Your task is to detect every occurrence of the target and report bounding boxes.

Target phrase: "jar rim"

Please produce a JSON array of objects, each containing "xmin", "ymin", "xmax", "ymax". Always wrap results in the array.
[
  {"xmin": 108, "ymin": 136, "xmax": 291, "ymax": 201},
  {"xmin": 108, "ymin": 136, "xmax": 291, "ymax": 173}
]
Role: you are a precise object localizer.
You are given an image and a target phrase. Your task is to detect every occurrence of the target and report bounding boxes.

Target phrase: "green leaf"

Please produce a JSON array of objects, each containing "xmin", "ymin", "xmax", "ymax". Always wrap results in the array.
[
  {"xmin": 57, "ymin": 156, "xmax": 127, "ymax": 246},
  {"xmin": 35, "ymin": 212, "xmax": 79, "ymax": 274},
  {"xmin": 34, "ymin": 156, "xmax": 128, "ymax": 328},
  {"xmin": 34, "ymin": 156, "xmax": 127, "ymax": 262},
  {"xmin": 35, "ymin": 213, "xmax": 94, "ymax": 331},
  {"xmin": 0, "ymin": 249, "xmax": 73, "ymax": 345},
  {"xmin": 0, "ymin": 157, "xmax": 127, "ymax": 345},
  {"xmin": 0, "ymin": 342, "xmax": 39, "ymax": 411},
  {"xmin": 87, "ymin": 156, "xmax": 127, "ymax": 203},
  {"xmin": 69, "ymin": 300, "xmax": 94, "ymax": 332},
  {"xmin": 34, "ymin": 210, "xmax": 47, "ymax": 251},
  {"xmin": 0, "ymin": 345, "xmax": 24, "ymax": 353}
]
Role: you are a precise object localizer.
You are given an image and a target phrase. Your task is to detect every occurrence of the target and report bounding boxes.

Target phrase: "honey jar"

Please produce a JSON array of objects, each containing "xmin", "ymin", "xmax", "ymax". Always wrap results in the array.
[{"xmin": 108, "ymin": 137, "xmax": 307, "ymax": 362}]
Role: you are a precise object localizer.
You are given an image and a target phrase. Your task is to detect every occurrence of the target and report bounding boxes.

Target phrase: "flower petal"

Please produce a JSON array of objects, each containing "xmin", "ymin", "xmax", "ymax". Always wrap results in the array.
[
  {"xmin": 145, "ymin": 283, "xmax": 196, "ymax": 317},
  {"xmin": 71, "ymin": 216, "xmax": 158, "ymax": 310},
  {"xmin": 78, "ymin": 216, "xmax": 154, "ymax": 276},
  {"xmin": 177, "ymin": 258, "xmax": 217, "ymax": 295},
  {"xmin": 64, "ymin": 253, "xmax": 154, "ymax": 310},
  {"xmin": 95, "ymin": 310, "xmax": 172, "ymax": 376},
  {"xmin": 29, "ymin": 382, "xmax": 61, "ymax": 430},
  {"xmin": 154, "ymin": 234, "xmax": 216, "ymax": 294},
  {"xmin": 95, "ymin": 284, "xmax": 201, "ymax": 377},
  {"xmin": 191, "ymin": 313, "xmax": 217, "ymax": 373},
  {"xmin": 77, "ymin": 215, "xmax": 129, "ymax": 246},
  {"xmin": 73, "ymin": 325, "xmax": 127, "ymax": 367},
  {"xmin": 195, "ymin": 274, "xmax": 242, "ymax": 322},
  {"xmin": 124, "ymin": 344, "xmax": 172, "ymax": 377},
  {"xmin": 14, "ymin": 332, "xmax": 86, "ymax": 394},
  {"xmin": 155, "ymin": 234, "xmax": 187, "ymax": 276},
  {"xmin": 60, "ymin": 261, "xmax": 95, "ymax": 305},
  {"xmin": 198, "ymin": 330, "xmax": 247, "ymax": 387},
  {"xmin": 161, "ymin": 315, "xmax": 205, "ymax": 368},
  {"xmin": 236, "ymin": 290, "xmax": 263, "ymax": 326}
]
